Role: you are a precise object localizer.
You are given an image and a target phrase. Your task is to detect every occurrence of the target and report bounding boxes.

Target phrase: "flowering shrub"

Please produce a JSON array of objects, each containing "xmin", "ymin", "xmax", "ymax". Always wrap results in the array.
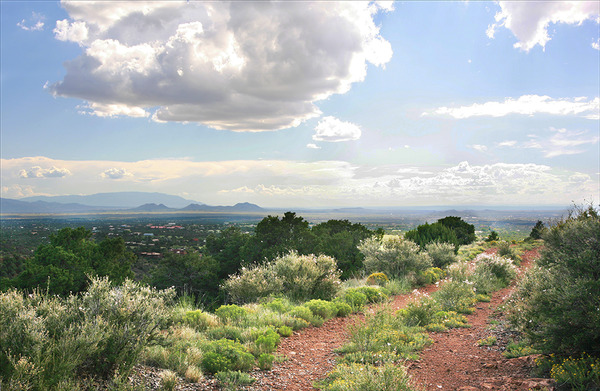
[
  {"xmin": 471, "ymin": 253, "xmax": 517, "ymax": 294},
  {"xmin": 359, "ymin": 236, "xmax": 432, "ymax": 279},
  {"xmin": 366, "ymin": 272, "xmax": 389, "ymax": 286},
  {"xmin": 316, "ymin": 362, "xmax": 416, "ymax": 391},
  {"xmin": 0, "ymin": 277, "xmax": 174, "ymax": 389},
  {"xmin": 221, "ymin": 263, "xmax": 283, "ymax": 304},
  {"xmin": 431, "ymin": 280, "xmax": 476, "ymax": 314},
  {"xmin": 273, "ymin": 252, "xmax": 342, "ymax": 301},
  {"xmin": 425, "ymin": 241, "xmax": 458, "ymax": 269},
  {"xmin": 223, "ymin": 252, "xmax": 341, "ymax": 304}
]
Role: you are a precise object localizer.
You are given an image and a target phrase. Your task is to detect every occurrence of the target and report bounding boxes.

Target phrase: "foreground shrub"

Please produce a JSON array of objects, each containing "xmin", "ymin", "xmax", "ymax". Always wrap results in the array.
[
  {"xmin": 507, "ymin": 206, "xmax": 600, "ymax": 355},
  {"xmin": 336, "ymin": 289, "xmax": 367, "ymax": 312},
  {"xmin": 223, "ymin": 252, "xmax": 341, "ymax": 304},
  {"xmin": 315, "ymin": 362, "xmax": 417, "ymax": 391},
  {"xmin": 548, "ymin": 353, "xmax": 600, "ymax": 390},
  {"xmin": 215, "ymin": 304, "xmax": 249, "ymax": 324},
  {"xmin": 201, "ymin": 339, "xmax": 254, "ymax": 374},
  {"xmin": 0, "ymin": 277, "xmax": 174, "ymax": 389},
  {"xmin": 359, "ymin": 236, "xmax": 432, "ymax": 279},
  {"xmin": 304, "ymin": 299, "xmax": 338, "ymax": 320}
]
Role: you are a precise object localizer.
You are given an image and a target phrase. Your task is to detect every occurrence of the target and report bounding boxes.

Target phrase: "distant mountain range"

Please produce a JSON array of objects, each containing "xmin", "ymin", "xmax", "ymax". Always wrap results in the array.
[
  {"xmin": 20, "ymin": 192, "xmax": 203, "ymax": 208},
  {"xmin": 0, "ymin": 192, "xmax": 264, "ymax": 215}
]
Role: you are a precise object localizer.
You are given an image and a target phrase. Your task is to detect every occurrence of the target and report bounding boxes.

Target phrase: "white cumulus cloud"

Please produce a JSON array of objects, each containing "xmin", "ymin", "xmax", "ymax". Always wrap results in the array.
[
  {"xmin": 313, "ymin": 116, "xmax": 362, "ymax": 142},
  {"xmin": 306, "ymin": 143, "xmax": 321, "ymax": 149},
  {"xmin": 424, "ymin": 95, "xmax": 599, "ymax": 119},
  {"xmin": 19, "ymin": 166, "xmax": 72, "ymax": 179},
  {"xmin": 487, "ymin": 1, "xmax": 599, "ymax": 51},
  {"xmin": 101, "ymin": 168, "xmax": 133, "ymax": 179},
  {"xmin": 48, "ymin": 1, "xmax": 393, "ymax": 132}
]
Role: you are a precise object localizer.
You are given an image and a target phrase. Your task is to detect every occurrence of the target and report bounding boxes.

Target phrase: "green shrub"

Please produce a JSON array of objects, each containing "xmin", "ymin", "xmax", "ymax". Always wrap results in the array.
[
  {"xmin": 496, "ymin": 241, "xmax": 521, "ymax": 264},
  {"xmin": 425, "ymin": 241, "xmax": 458, "ymax": 269},
  {"xmin": 215, "ymin": 304, "xmax": 249, "ymax": 324},
  {"xmin": 251, "ymin": 328, "xmax": 280, "ymax": 355},
  {"xmin": 507, "ymin": 206, "xmax": 600, "ymax": 355},
  {"xmin": 223, "ymin": 252, "xmax": 342, "ymax": 304},
  {"xmin": 337, "ymin": 289, "xmax": 367, "ymax": 312},
  {"xmin": 304, "ymin": 299, "xmax": 338, "ymax": 320},
  {"xmin": 222, "ymin": 263, "xmax": 283, "ymax": 304},
  {"xmin": 272, "ymin": 252, "xmax": 342, "ymax": 302},
  {"xmin": 261, "ymin": 297, "xmax": 293, "ymax": 313},
  {"xmin": 416, "ymin": 267, "xmax": 445, "ymax": 286},
  {"xmin": 257, "ymin": 353, "xmax": 275, "ymax": 370},
  {"xmin": 277, "ymin": 325, "xmax": 293, "ymax": 337},
  {"xmin": 383, "ymin": 277, "xmax": 412, "ymax": 295},
  {"xmin": 0, "ymin": 277, "xmax": 174, "ymax": 389},
  {"xmin": 333, "ymin": 301, "xmax": 353, "ymax": 317},
  {"xmin": 315, "ymin": 362, "xmax": 417, "ymax": 391},
  {"xmin": 354, "ymin": 286, "xmax": 388, "ymax": 303},
  {"xmin": 471, "ymin": 253, "xmax": 517, "ymax": 294},
  {"xmin": 365, "ymin": 272, "xmax": 388, "ymax": 286},
  {"xmin": 398, "ymin": 298, "xmax": 440, "ymax": 327},
  {"xmin": 206, "ymin": 325, "xmax": 244, "ymax": 342},
  {"xmin": 289, "ymin": 305, "xmax": 315, "ymax": 323},
  {"xmin": 359, "ymin": 236, "xmax": 432, "ymax": 279},
  {"xmin": 201, "ymin": 339, "xmax": 254, "ymax": 374},
  {"xmin": 432, "ymin": 280, "xmax": 476, "ymax": 314},
  {"xmin": 182, "ymin": 310, "xmax": 217, "ymax": 331},
  {"xmin": 215, "ymin": 370, "xmax": 256, "ymax": 390}
]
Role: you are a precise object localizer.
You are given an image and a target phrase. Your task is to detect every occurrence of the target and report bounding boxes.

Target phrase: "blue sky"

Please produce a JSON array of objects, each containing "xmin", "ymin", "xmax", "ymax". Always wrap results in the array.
[{"xmin": 1, "ymin": 1, "xmax": 598, "ymax": 208}]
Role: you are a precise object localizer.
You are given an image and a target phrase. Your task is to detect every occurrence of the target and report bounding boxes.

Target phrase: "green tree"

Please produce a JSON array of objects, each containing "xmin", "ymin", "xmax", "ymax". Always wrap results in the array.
[
  {"xmin": 312, "ymin": 220, "xmax": 377, "ymax": 279},
  {"xmin": 437, "ymin": 216, "xmax": 476, "ymax": 245},
  {"xmin": 404, "ymin": 222, "xmax": 459, "ymax": 250},
  {"xmin": 485, "ymin": 231, "xmax": 499, "ymax": 242},
  {"xmin": 529, "ymin": 220, "xmax": 546, "ymax": 240},
  {"xmin": 205, "ymin": 226, "xmax": 250, "ymax": 280},
  {"xmin": 148, "ymin": 252, "xmax": 220, "ymax": 303},
  {"xmin": 508, "ymin": 206, "xmax": 600, "ymax": 354},
  {"xmin": 10, "ymin": 227, "xmax": 134, "ymax": 295},
  {"xmin": 241, "ymin": 212, "xmax": 314, "ymax": 263}
]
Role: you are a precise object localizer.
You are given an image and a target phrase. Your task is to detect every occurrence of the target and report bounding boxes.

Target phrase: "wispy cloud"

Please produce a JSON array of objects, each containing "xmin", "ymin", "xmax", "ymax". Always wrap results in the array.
[
  {"xmin": 469, "ymin": 144, "xmax": 488, "ymax": 153},
  {"xmin": 17, "ymin": 12, "xmax": 45, "ymax": 31},
  {"xmin": 423, "ymin": 95, "xmax": 599, "ymax": 119}
]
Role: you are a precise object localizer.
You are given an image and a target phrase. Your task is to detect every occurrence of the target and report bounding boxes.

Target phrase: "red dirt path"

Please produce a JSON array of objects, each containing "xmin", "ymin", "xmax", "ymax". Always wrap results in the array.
[{"xmin": 133, "ymin": 248, "xmax": 552, "ymax": 390}]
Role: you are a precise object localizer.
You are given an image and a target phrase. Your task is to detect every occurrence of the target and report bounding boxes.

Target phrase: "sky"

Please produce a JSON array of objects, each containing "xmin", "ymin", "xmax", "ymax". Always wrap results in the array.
[{"xmin": 1, "ymin": 0, "xmax": 599, "ymax": 208}]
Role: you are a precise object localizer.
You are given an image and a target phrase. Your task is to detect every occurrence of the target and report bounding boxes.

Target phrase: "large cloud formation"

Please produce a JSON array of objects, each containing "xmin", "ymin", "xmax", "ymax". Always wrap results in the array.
[
  {"xmin": 487, "ymin": 1, "xmax": 599, "ymax": 51},
  {"xmin": 48, "ymin": 1, "xmax": 393, "ymax": 131}
]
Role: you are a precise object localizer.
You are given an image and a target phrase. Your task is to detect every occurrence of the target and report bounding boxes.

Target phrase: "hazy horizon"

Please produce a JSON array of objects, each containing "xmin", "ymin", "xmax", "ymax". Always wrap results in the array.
[{"xmin": 1, "ymin": 1, "xmax": 598, "ymax": 208}]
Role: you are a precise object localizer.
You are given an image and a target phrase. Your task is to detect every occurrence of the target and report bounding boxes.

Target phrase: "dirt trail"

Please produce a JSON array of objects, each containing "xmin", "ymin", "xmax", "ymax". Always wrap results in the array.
[
  {"xmin": 407, "ymin": 248, "xmax": 554, "ymax": 391},
  {"xmin": 247, "ymin": 284, "xmax": 438, "ymax": 391},
  {"xmin": 248, "ymin": 248, "xmax": 552, "ymax": 391},
  {"xmin": 133, "ymin": 248, "xmax": 549, "ymax": 390}
]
